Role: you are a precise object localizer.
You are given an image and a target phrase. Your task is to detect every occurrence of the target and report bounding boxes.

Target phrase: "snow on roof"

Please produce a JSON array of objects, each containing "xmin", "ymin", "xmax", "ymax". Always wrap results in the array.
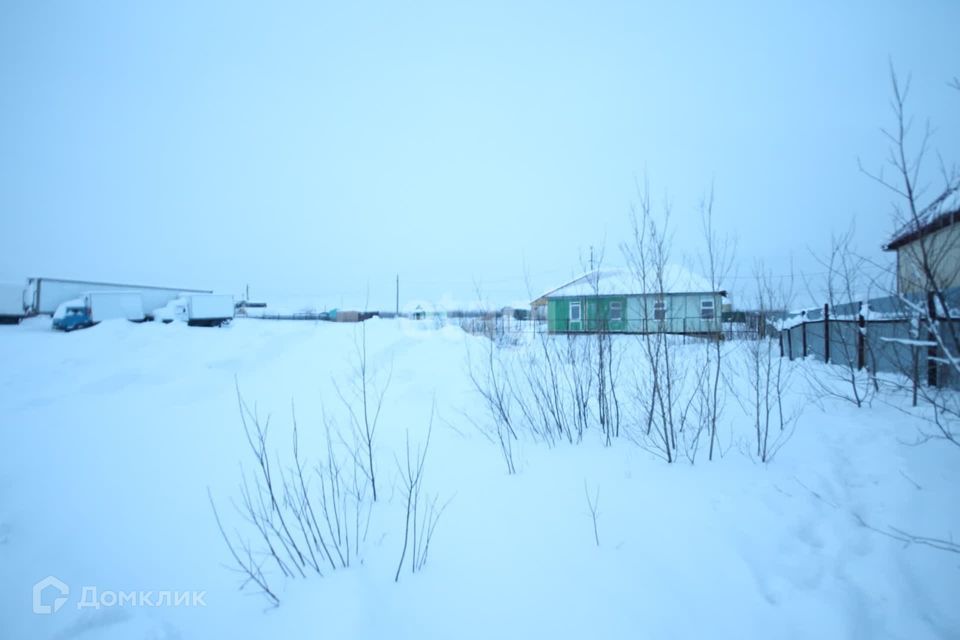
[
  {"xmin": 536, "ymin": 265, "xmax": 718, "ymax": 301},
  {"xmin": 884, "ymin": 206, "xmax": 960, "ymax": 251}
]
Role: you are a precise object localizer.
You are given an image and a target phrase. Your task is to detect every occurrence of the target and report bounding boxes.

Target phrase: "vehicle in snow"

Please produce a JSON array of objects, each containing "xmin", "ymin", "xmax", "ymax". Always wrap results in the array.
[
  {"xmin": 184, "ymin": 294, "xmax": 235, "ymax": 326},
  {"xmin": 52, "ymin": 292, "xmax": 145, "ymax": 331},
  {"xmin": 25, "ymin": 277, "xmax": 210, "ymax": 317},
  {"xmin": 152, "ymin": 295, "xmax": 234, "ymax": 326},
  {"xmin": 0, "ymin": 282, "xmax": 25, "ymax": 324},
  {"xmin": 51, "ymin": 298, "xmax": 90, "ymax": 332},
  {"xmin": 152, "ymin": 298, "xmax": 188, "ymax": 323}
]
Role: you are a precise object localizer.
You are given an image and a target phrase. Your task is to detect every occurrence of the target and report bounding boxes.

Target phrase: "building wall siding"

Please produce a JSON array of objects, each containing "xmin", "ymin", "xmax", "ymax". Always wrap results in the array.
[
  {"xmin": 547, "ymin": 292, "xmax": 721, "ymax": 334},
  {"xmin": 897, "ymin": 223, "xmax": 960, "ymax": 294}
]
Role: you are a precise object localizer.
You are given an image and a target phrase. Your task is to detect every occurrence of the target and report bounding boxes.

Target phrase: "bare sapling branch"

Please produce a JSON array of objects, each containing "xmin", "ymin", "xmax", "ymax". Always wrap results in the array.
[
  {"xmin": 334, "ymin": 319, "xmax": 393, "ymax": 502},
  {"xmin": 622, "ymin": 173, "xmax": 687, "ymax": 462},
  {"xmin": 465, "ymin": 331, "xmax": 518, "ymax": 473},
  {"xmin": 739, "ymin": 265, "xmax": 800, "ymax": 462},
  {"xmin": 395, "ymin": 404, "xmax": 448, "ymax": 581},
  {"xmin": 584, "ymin": 480, "xmax": 600, "ymax": 547},
  {"xmin": 699, "ymin": 185, "xmax": 736, "ymax": 460}
]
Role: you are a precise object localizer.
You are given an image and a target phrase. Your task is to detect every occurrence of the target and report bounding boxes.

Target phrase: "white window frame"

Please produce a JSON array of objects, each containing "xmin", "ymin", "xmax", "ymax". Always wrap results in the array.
[
  {"xmin": 609, "ymin": 301, "xmax": 623, "ymax": 322},
  {"xmin": 700, "ymin": 298, "xmax": 715, "ymax": 319},
  {"xmin": 569, "ymin": 301, "xmax": 582, "ymax": 323}
]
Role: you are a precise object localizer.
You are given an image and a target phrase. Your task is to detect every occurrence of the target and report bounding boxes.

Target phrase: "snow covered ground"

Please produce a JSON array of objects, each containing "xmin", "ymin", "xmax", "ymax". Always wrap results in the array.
[{"xmin": 1, "ymin": 317, "xmax": 958, "ymax": 639}]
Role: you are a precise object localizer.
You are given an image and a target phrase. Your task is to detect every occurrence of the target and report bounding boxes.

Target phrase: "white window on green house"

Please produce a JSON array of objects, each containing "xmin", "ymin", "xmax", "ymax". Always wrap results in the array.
[
  {"xmin": 701, "ymin": 298, "xmax": 715, "ymax": 319},
  {"xmin": 609, "ymin": 301, "xmax": 622, "ymax": 322},
  {"xmin": 569, "ymin": 301, "xmax": 582, "ymax": 323},
  {"xmin": 654, "ymin": 300, "xmax": 667, "ymax": 320}
]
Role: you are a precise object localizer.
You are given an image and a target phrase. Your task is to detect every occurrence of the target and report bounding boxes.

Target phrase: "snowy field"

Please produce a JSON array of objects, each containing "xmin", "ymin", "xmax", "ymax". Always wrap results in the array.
[{"xmin": 1, "ymin": 317, "xmax": 958, "ymax": 639}]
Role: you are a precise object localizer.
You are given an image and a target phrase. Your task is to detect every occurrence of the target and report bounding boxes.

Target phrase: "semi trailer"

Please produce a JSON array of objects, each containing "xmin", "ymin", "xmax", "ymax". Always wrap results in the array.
[
  {"xmin": 25, "ymin": 277, "xmax": 210, "ymax": 317},
  {"xmin": 0, "ymin": 283, "xmax": 25, "ymax": 324}
]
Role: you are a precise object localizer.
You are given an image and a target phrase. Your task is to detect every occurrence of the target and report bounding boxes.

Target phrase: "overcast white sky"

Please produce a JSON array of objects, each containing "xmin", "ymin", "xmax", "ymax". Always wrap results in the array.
[{"xmin": 1, "ymin": 0, "xmax": 958, "ymax": 310}]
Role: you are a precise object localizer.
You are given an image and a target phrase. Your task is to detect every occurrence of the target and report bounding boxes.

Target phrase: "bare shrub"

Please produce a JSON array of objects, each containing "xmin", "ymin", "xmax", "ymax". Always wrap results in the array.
[
  {"xmin": 698, "ymin": 187, "xmax": 736, "ymax": 460},
  {"xmin": 335, "ymin": 320, "xmax": 393, "ymax": 502},
  {"xmin": 210, "ymin": 386, "xmax": 373, "ymax": 605},
  {"xmin": 740, "ymin": 268, "xmax": 800, "ymax": 462},
  {"xmin": 806, "ymin": 227, "xmax": 877, "ymax": 408},
  {"xmin": 622, "ymin": 176, "xmax": 701, "ymax": 462},
  {"xmin": 465, "ymin": 332, "xmax": 518, "ymax": 473},
  {"xmin": 395, "ymin": 408, "xmax": 448, "ymax": 581}
]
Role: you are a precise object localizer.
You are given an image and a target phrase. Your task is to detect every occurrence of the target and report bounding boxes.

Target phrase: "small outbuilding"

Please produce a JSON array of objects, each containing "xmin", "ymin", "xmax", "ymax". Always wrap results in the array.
[{"xmin": 531, "ymin": 266, "xmax": 725, "ymax": 335}]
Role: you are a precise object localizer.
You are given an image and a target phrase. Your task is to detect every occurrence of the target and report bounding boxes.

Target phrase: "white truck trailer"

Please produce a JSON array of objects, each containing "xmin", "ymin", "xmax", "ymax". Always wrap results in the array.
[
  {"xmin": 24, "ymin": 277, "xmax": 210, "ymax": 317},
  {"xmin": 0, "ymin": 282, "xmax": 25, "ymax": 324},
  {"xmin": 87, "ymin": 292, "xmax": 145, "ymax": 323},
  {"xmin": 185, "ymin": 294, "xmax": 235, "ymax": 326}
]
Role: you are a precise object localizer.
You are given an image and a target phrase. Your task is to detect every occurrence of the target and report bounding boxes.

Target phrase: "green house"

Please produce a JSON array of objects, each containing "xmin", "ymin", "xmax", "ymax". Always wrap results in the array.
[{"xmin": 532, "ymin": 267, "xmax": 725, "ymax": 335}]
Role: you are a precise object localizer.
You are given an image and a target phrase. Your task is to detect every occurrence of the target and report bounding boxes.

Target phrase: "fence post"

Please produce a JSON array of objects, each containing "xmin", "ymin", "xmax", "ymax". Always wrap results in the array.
[
  {"xmin": 913, "ymin": 335, "xmax": 920, "ymax": 406},
  {"xmin": 927, "ymin": 291, "xmax": 938, "ymax": 387},
  {"xmin": 857, "ymin": 302, "xmax": 866, "ymax": 370},
  {"xmin": 823, "ymin": 303, "xmax": 830, "ymax": 364},
  {"xmin": 786, "ymin": 327, "xmax": 793, "ymax": 360},
  {"xmin": 801, "ymin": 311, "xmax": 807, "ymax": 358}
]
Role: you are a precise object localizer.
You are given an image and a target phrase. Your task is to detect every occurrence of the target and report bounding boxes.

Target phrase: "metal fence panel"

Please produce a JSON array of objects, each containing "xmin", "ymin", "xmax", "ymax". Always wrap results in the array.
[
  {"xmin": 791, "ymin": 326, "xmax": 803, "ymax": 359},
  {"xmin": 866, "ymin": 320, "xmax": 917, "ymax": 380},
  {"xmin": 776, "ymin": 304, "xmax": 960, "ymax": 389},
  {"xmin": 805, "ymin": 321, "xmax": 827, "ymax": 362},
  {"xmin": 829, "ymin": 321, "xmax": 860, "ymax": 368}
]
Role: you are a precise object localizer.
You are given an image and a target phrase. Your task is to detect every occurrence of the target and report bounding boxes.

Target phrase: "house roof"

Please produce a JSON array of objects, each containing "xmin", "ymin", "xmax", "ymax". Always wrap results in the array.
[
  {"xmin": 533, "ymin": 265, "xmax": 720, "ymax": 304},
  {"xmin": 884, "ymin": 208, "xmax": 960, "ymax": 252}
]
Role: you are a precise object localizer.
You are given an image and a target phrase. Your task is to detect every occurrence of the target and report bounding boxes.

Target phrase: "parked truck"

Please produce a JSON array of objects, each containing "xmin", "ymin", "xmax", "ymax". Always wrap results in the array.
[
  {"xmin": 0, "ymin": 282, "xmax": 25, "ymax": 324},
  {"xmin": 24, "ymin": 277, "xmax": 210, "ymax": 317},
  {"xmin": 52, "ymin": 292, "xmax": 145, "ymax": 331},
  {"xmin": 152, "ymin": 297, "xmax": 188, "ymax": 323},
  {"xmin": 185, "ymin": 294, "xmax": 235, "ymax": 326}
]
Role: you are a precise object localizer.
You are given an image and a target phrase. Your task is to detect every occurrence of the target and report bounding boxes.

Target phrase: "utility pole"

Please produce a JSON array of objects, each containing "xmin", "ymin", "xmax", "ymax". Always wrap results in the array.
[{"xmin": 395, "ymin": 274, "xmax": 399, "ymax": 318}]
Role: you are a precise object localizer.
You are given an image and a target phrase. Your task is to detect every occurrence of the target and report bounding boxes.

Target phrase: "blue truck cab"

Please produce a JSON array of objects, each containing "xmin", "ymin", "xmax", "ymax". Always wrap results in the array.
[{"xmin": 52, "ymin": 299, "xmax": 92, "ymax": 332}]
